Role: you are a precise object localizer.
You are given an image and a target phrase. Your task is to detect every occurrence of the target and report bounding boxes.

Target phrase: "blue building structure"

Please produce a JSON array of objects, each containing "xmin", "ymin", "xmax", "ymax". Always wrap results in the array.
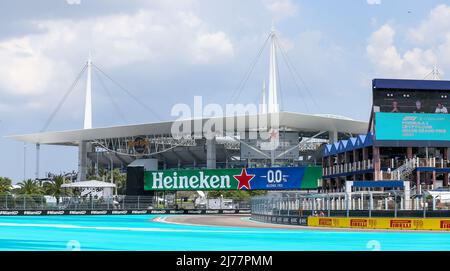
[{"xmin": 321, "ymin": 78, "xmax": 450, "ymax": 193}]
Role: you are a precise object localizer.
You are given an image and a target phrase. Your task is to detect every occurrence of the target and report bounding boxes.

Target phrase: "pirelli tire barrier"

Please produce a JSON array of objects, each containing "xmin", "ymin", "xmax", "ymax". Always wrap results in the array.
[
  {"xmin": 259, "ymin": 210, "xmax": 450, "ymax": 218},
  {"xmin": 0, "ymin": 209, "xmax": 251, "ymax": 216},
  {"xmin": 251, "ymin": 214, "xmax": 308, "ymax": 226},
  {"xmin": 308, "ymin": 216, "xmax": 450, "ymax": 231}
]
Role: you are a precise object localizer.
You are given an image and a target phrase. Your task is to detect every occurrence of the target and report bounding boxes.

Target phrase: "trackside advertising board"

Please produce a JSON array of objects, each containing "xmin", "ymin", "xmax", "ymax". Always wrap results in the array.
[
  {"xmin": 144, "ymin": 167, "xmax": 321, "ymax": 191},
  {"xmin": 308, "ymin": 216, "xmax": 450, "ymax": 231}
]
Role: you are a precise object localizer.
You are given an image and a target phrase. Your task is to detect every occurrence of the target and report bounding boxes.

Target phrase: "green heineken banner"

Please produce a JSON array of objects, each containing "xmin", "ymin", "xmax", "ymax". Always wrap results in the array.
[{"xmin": 144, "ymin": 166, "xmax": 322, "ymax": 191}]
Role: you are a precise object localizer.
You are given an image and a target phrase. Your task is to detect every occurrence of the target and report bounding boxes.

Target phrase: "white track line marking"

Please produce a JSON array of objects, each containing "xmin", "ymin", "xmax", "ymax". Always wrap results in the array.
[{"xmin": 152, "ymin": 216, "xmax": 368, "ymax": 234}]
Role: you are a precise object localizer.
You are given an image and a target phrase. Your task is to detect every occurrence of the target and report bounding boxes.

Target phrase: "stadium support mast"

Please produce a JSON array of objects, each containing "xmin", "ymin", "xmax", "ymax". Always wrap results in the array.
[
  {"xmin": 35, "ymin": 143, "xmax": 40, "ymax": 180},
  {"xmin": 23, "ymin": 143, "xmax": 26, "ymax": 181},
  {"xmin": 260, "ymin": 80, "xmax": 267, "ymax": 114},
  {"xmin": 268, "ymin": 24, "xmax": 279, "ymax": 114},
  {"xmin": 78, "ymin": 53, "xmax": 93, "ymax": 182},
  {"xmin": 431, "ymin": 64, "xmax": 441, "ymax": 80},
  {"xmin": 424, "ymin": 63, "xmax": 442, "ymax": 80},
  {"xmin": 84, "ymin": 53, "xmax": 93, "ymax": 129}
]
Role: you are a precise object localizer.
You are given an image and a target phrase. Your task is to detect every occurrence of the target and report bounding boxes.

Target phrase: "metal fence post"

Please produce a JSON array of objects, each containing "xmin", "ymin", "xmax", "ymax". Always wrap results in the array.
[
  {"xmin": 263, "ymin": 198, "xmax": 265, "ymax": 214},
  {"xmin": 263, "ymin": 198, "xmax": 266, "ymax": 215},
  {"xmin": 369, "ymin": 192, "xmax": 372, "ymax": 218},
  {"xmin": 5, "ymin": 195, "xmax": 7, "ymax": 209},
  {"xmin": 327, "ymin": 195, "xmax": 330, "ymax": 217},
  {"xmin": 394, "ymin": 193, "xmax": 398, "ymax": 218},
  {"xmin": 260, "ymin": 199, "xmax": 267, "ymax": 215},
  {"xmin": 287, "ymin": 196, "xmax": 290, "ymax": 217},
  {"xmin": 137, "ymin": 196, "xmax": 140, "ymax": 209},
  {"xmin": 23, "ymin": 196, "xmax": 26, "ymax": 210},
  {"xmin": 252, "ymin": 198, "xmax": 255, "ymax": 214},
  {"xmin": 278, "ymin": 199, "xmax": 281, "ymax": 216},
  {"xmin": 423, "ymin": 195, "xmax": 426, "ymax": 218},
  {"xmin": 346, "ymin": 194, "xmax": 349, "ymax": 218},
  {"xmin": 261, "ymin": 198, "xmax": 264, "ymax": 215}
]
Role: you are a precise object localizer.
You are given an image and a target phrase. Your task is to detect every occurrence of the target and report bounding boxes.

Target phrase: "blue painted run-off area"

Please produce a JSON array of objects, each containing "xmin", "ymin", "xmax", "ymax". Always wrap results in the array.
[{"xmin": 0, "ymin": 215, "xmax": 450, "ymax": 251}]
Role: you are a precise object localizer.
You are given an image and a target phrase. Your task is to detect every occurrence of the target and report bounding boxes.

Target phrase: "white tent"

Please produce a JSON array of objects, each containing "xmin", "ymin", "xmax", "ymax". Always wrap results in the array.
[
  {"xmin": 61, "ymin": 180, "xmax": 116, "ymax": 188},
  {"xmin": 62, "ymin": 180, "xmax": 116, "ymax": 197}
]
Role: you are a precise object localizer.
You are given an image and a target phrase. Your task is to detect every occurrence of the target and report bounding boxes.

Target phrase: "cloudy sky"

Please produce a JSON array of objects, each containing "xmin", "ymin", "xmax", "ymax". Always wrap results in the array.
[{"xmin": 0, "ymin": 0, "xmax": 449, "ymax": 182}]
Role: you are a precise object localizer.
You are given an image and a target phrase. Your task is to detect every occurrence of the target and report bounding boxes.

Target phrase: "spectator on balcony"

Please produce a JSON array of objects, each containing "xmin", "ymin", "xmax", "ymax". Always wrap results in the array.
[
  {"xmin": 413, "ymin": 100, "xmax": 425, "ymax": 113},
  {"xmin": 390, "ymin": 100, "xmax": 400, "ymax": 112},
  {"xmin": 435, "ymin": 103, "xmax": 448, "ymax": 114}
]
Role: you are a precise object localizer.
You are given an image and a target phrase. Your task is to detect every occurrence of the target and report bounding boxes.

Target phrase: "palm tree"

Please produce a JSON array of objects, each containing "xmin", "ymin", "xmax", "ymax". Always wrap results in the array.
[
  {"xmin": 16, "ymin": 179, "xmax": 43, "ymax": 195},
  {"xmin": 15, "ymin": 179, "xmax": 45, "ymax": 209},
  {"xmin": 43, "ymin": 175, "xmax": 66, "ymax": 205},
  {"xmin": 110, "ymin": 169, "xmax": 126, "ymax": 195},
  {"xmin": 95, "ymin": 168, "xmax": 126, "ymax": 195},
  {"xmin": 0, "ymin": 177, "xmax": 12, "ymax": 194}
]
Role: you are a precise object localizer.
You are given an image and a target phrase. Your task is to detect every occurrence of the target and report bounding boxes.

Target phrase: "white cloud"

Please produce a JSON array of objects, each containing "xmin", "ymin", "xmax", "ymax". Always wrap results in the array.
[
  {"xmin": 367, "ymin": 24, "xmax": 436, "ymax": 79},
  {"xmin": 263, "ymin": 0, "xmax": 298, "ymax": 20},
  {"xmin": 194, "ymin": 32, "xmax": 234, "ymax": 64},
  {"xmin": 0, "ymin": 37, "xmax": 55, "ymax": 95},
  {"xmin": 408, "ymin": 4, "xmax": 450, "ymax": 45},
  {"xmin": 367, "ymin": 4, "xmax": 450, "ymax": 79},
  {"xmin": 367, "ymin": 0, "xmax": 381, "ymax": 5},
  {"xmin": 0, "ymin": 6, "xmax": 234, "ymax": 100}
]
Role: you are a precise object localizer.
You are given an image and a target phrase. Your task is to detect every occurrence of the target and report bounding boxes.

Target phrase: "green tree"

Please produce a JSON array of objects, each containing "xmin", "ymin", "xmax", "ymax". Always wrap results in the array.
[
  {"xmin": 109, "ymin": 169, "xmax": 126, "ymax": 195},
  {"xmin": 15, "ymin": 179, "xmax": 45, "ymax": 209},
  {"xmin": 89, "ymin": 168, "xmax": 126, "ymax": 195},
  {"xmin": 16, "ymin": 179, "xmax": 43, "ymax": 195},
  {"xmin": 43, "ymin": 175, "xmax": 66, "ymax": 205},
  {"xmin": 0, "ymin": 177, "xmax": 12, "ymax": 194}
]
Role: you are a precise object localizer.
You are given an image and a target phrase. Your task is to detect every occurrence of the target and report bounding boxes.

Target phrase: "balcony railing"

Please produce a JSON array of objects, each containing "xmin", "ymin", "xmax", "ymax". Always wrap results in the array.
[
  {"xmin": 323, "ymin": 157, "xmax": 450, "ymax": 177},
  {"xmin": 323, "ymin": 159, "xmax": 373, "ymax": 176}
]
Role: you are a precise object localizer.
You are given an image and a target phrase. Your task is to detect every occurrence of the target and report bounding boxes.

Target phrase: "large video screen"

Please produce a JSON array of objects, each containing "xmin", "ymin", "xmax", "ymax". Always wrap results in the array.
[
  {"xmin": 373, "ymin": 88, "xmax": 449, "ymax": 114},
  {"xmin": 375, "ymin": 112, "xmax": 450, "ymax": 141}
]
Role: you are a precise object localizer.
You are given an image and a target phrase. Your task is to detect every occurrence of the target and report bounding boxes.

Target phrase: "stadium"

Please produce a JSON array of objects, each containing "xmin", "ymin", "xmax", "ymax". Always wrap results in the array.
[
  {"xmin": 2, "ymin": 26, "xmax": 450, "ymax": 251},
  {"xmin": 7, "ymin": 28, "xmax": 368, "ymax": 198}
]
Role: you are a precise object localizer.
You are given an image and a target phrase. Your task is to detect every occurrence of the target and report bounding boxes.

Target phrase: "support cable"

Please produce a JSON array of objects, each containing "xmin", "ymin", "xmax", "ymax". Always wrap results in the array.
[
  {"xmin": 93, "ymin": 64, "xmax": 163, "ymax": 121},
  {"xmin": 275, "ymin": 35, "xmax": 321, "ymax": 112},
  {"xmin": 93, "ymin": 69, "xmax": 128, "ymax": 124},
  {"xmin": 275, "ymin": 37, "xmax": 309, "ymax": 112},
  {"xmin": 229, "ymin": 34, "xmax": 271, "ymax": 104},
  {"xmin": 40, "ymin": 64, "xmax": 87, "ymax": 132},
  {"xmin": 274, "ymin": 40, "xmax": 284, "ymax": 112}
]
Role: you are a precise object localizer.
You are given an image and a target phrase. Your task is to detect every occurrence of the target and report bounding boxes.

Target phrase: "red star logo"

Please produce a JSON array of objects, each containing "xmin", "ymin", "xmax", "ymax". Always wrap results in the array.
[
  {"xmin": 269, "ymin": 129, "xmax": 279, "ymax": 140},
  {"xmin": 233, "ymin": 168, "xmax": 255, "ymax": 190}
]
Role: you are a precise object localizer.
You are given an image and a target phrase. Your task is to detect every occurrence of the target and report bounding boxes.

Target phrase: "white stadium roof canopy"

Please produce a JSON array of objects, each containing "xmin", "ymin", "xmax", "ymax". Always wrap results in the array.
[{"xmin": 6, "ymin": 111, "xmax": 368, "ymax": 146}]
